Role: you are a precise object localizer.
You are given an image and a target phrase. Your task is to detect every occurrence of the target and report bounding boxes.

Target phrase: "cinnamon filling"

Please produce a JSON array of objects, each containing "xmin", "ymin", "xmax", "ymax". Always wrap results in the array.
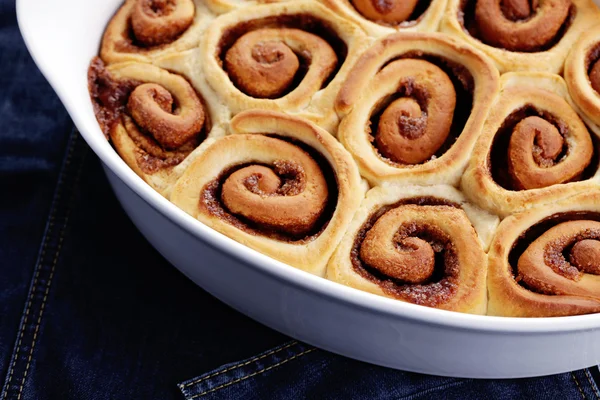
[
  {"xmin": 508, "ymin": 211, "xmax": 600, "ymax": 294},
  {"xmin": 218, "ymin": 14, "xmax": 347, "ymax": 98},
  {"xmin": 459, "ymin": 0, "xmax": 575, "ymax": 52},
  {"xmin": 489, "ymin": 105, "xmax": 596, "ymax": 191},
  {"xmin": 200, "ymin": 136, "xmax": 339, "ymax": 243},
  {"xmin": 589, "ymin": 62, "xmax": 600, "ymax": 94},
  {"xmin": 350, "ymin": 0, "xmax": 432, "ymax": 26},
  {"xmin": 88, "ymin": 57, "xmax": 139, "ymax": 138},
  {"xmin": 570, "ymin": 240, "xmax": 600, "ymax": 275},
  {"xmin": 369, "ymin": 52, "xmax": 473, "ymax": 166},
  {"xmin": 586, "ymin": 43, "xmax": 600, "ymax": 95},
  {"xmin": 351, "ymin": 198, "xmax": 464, "ymax": 306},
  {"xmin": 87, "ymin": 58, "xmax": 208, "ymax": 173}
]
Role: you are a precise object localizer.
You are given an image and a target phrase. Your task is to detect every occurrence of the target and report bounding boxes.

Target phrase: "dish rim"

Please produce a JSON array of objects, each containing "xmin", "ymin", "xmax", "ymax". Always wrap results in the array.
[{"xmin": 16, "ymin": 0, "xmax": 600, "ymax": 334}]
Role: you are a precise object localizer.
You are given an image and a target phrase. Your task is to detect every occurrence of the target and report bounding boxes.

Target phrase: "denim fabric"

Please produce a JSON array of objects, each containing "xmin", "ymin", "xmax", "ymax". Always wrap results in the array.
[
  {"xmin": 180, "ymin": 341, "xmax": 600, "ymax": 400},
  {"xmin": 1, "ymin": 0, "xmax": 600, "ymax": 399}
]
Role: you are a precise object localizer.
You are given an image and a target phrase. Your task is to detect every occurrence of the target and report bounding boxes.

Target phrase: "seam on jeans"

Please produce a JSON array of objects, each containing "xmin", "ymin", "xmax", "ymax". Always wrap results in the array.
[
  {"xmin": 16, "ymin": 137, "xmax": 85, "ymax": 400},
  {"xmin": 402, "ymin": 380, "xmax": 468, "ymax": 400},
  {"xmin": 181, "ymin": 341, "xmax": 300, "ymax": 389},
  {"xmin": 573, "ymin": 372, "xmax": 587, "ymax": 400},
  {"xmin": 16, "ymin": 232, "xmax": 68, "ymax": 400},
  {"xmin": 188, "ymin": 348, "xmax": 316, "ymax": 399},
  {"xmin": 1, "ymin": 131, "xmax": 80, "ymax": 400},
  {"xmin": 584, "ymin": 369, "xmax": 600, "ymax": 400}
]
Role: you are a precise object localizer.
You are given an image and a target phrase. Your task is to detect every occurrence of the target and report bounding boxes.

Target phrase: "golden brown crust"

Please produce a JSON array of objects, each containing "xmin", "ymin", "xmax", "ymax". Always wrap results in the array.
[
  {"xmin": 100, "ymin": 0, "xmax": 215, "ymax": 64},
  {"xmin": 327, "ymin": 185, "xmax": 498, "ymax": 314},
  {"xmin": 93, "ymin": 62, "xmax": 228, "ymax": 197},
  {"xmin": 565, "ymin": 25, "xmax": 600, "ymax": 136},
  {"xmin": 199, "ymin": 0, "xmax": 370, "ymax": 134},
  {"xmin": 322, "ymin": 0, "xmax": 447, "ymax": 37},
  {"xmin": 461, "ymin": 72, "xmax": 600, "ymax": 217},
  {"xmin": 488, "ymin": 191, "xmax": 600, "ymax": 317},
  {"xmin": 440, "ymin": 0, "xmax": 600, "ymax": 73},
  {"xmin": 203, "ymin": 0, "xmax": 285, "ymax": 14},
  {"xmin": 170, "ymin": 110, "xmax": 365, "ymax": 276},
  {"xmin": 335, "ymin": 32, "xmax": 499, "ymax": 187}
]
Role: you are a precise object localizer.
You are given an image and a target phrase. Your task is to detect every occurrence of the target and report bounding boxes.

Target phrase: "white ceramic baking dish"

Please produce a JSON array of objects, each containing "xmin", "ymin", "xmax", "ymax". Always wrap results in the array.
[{"xmin": 17, "ymin": 0, "xmax": 600, "ymax": 378}]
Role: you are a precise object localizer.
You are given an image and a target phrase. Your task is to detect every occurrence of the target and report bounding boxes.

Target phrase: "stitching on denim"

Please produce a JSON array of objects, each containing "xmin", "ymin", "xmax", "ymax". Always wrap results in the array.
[
  {"xmin": 188, "ymin": 348, "xmax": 316, "ymax": 399},
  {"xmin": 573, "ymin": 372, "xmax": 587, "ymax": 400},
  {"xmin": 16, "ymin": 136, "xmax": 85, "ymax": 400},
  {"xmin": 401, "ymin": 379, "xmax": 467, "ymax": 400},
  {"xmin": 1, "ymin": 244, "xmax": 49, "ymax": 400},
  {"xmin": 180, "ymin": 341, "xmax": 299, "ymax": 389},
  {"xmin": 16, "ymin": 235, "xmax": 67, "ymax": 400},
  {"xmin": 1, "ymin": 132, "xmax": 80, "ymax": 400},
  {"xmin": 584, "ymin": 369, "xmax": 600, "ymax": 400}
]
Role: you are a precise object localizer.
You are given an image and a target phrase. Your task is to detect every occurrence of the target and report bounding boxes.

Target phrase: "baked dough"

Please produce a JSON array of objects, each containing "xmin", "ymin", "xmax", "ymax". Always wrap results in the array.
[
  {"xmin": 328, "ymin": 185, "xmax": 498, "ymax": 314},
  {"xmin": 336, "ymin": 32, "xmax": 499, "ymax": 187},
  {"xmin": 198, "ymin": 0, "xmax": 370, "ymax": 133},
  {"xmin": 90, "ymin": 62, "xmax": 228, "ymax": 197},
  {"xmin": 100, "ymin": 0, "xmax": 216, "ymax": 64},
  {"xmin": 171, "ymin": 110, "xmax": 364, "ymax": 276},
  {"xmin": 565, "ymin": 25, "xmax": 600, "ymax": 136},
  {"xmin": 488, "ymin": 191, "xmax": 600, "ymax": 317},
  {"xmin": 440, "ymin": 0, "xmax": 600, "ymax": 73},
  {"xmin": 322, "ymin": 0, "xmax": 447, "ymax": 37},
  {"xmin": 461, "ymin": 72, "xmax": 600, "ymax": 217}
]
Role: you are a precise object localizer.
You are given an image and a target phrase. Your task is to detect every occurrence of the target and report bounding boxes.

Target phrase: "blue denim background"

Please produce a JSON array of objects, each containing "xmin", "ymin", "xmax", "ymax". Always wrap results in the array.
[{"xmin": 2, "ymin": 0, "xmax": 600, "ymax": 398}]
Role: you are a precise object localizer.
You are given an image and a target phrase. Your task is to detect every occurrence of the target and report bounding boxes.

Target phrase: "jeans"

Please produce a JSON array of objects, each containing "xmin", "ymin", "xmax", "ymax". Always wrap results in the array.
[{"xmin": 2, "ymin": 1, "xmax": 600, "ymax": 399}]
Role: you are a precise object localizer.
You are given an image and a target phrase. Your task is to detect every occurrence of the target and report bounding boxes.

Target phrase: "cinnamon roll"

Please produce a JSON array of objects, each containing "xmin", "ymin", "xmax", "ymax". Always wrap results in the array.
[
  {"xmin": 170, "ymin": 110, "xmax": 364, "ymax": 276},
  {"xmin": 488, "ymin": 191, "xmax": 600, "ymax": 317},
  {"xmin": 440, "ymin": 0, "xmax": 600, "ymax": 73},
  {"xmin": 100, "ymin": 0, "xmax": 216, "ymax": 64},
  {"xmin": 199, "ymin": 0, "xmax": 370, "ymax": 133},
  {"xmin": 336, "ymin": 32, "xmax": 499, "ymax": 187},
  {"xmin": 462, "ymin": 72, "xmax": 600, "ymax": 217},
  {"xmin": 322, "ymin": 0, "xmax": 447, "ymax": 37},
  {"xmin": 328, "ymin": 185, "xmax": 499, "ymax": 314},
  {"xmin": 88, "ymin": 60, "xmax": 228, "ymax": 197},
  {"xmin": 565, "ymin": 26, "xmax": 600, "ymax": 137}
]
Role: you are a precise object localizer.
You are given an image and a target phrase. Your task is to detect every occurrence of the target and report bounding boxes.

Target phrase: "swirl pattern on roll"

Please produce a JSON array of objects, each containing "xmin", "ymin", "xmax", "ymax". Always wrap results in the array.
[
  {"xmin": 100, "ymin": 0, "xmax": 213, "ymax": 63},
  {"xmin": 202, "ymin": 0, "xmax": 368, "ymax": 133},
  {"xmin": 170, "ymin": 110, "xmax": 363, "ymax": 276},
  {"xmin": 518, "ymin": 220, "xmax": 600, "ymax": 294},
  {"xmin": 462, "ymin": 72, "xmax": 599, "ymax": 217},
  {"xmin": 354, "ymin": 204, "xmax": 484, "ymax": 307},
  {"xmin": 131, "ymin": 0, "xmax": 196, "ymax": 46},
  {"xmin": 373, "ymin": 59, "xmax": 457, "ymax": 164},
  {"xmin": 224, "ymin": 28, "xmax": 338, "ymax": 99},
  {"xmin": 504, "ymin": 112, "xmax": 592, "ymax": 190},
  {"xmin": 328, "ymin": 185, "xmax": 495, "ymax": 314},
  {"xmin": 441, "ymin": 0, "xmax": 600, "ymax": 73},
  {"xmin": 335, "ymin": 32, "xmax": 498, "ymax": 186},
  {"xmin": 88, "ymin": 60, "xmax": 207, "ymax": 174},
  {"xmin": 488, "ymin": 192, "xmax": 600, "ymax": 317},
  {"xmin": 211, "ymin": 136, "xmax": 330, "ymax": 238},
  {"xmin": 473, "ymin": 0, "xmax": 572, "ymax": 52}
]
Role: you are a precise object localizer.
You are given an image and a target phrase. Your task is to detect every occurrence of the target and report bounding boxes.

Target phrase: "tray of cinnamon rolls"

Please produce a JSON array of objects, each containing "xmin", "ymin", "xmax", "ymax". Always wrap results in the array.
[{"xmin": 86, "ymin": 0, "xmax": 600, "ymax": 319}]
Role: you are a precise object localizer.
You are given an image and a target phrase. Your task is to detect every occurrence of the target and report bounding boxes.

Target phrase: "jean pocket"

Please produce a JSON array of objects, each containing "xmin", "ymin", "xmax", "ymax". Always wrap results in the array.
[
  {"xmin": 178, "ymin": 341, "xmax": 316, "ymax": 400},
  {"xmin": 178, "ymin": 340, "xmax": 600, "ymax": 400},
  {"xmin": 177, "ymin": 341, "xmax": 463, "ymax": 400}
]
